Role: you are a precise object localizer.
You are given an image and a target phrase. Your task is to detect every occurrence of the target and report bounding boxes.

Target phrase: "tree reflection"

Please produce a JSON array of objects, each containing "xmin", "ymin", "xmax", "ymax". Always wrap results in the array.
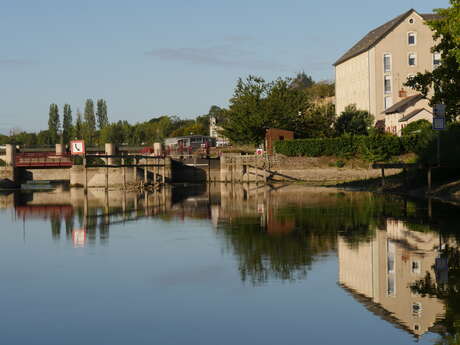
[{"xmin": 218, "ymin": 192, "xmax": 406, "ymax": 285}]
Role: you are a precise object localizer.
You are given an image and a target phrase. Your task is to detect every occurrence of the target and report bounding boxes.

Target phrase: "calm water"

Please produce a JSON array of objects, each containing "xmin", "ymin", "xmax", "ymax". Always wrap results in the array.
[{"xmin": 1, "ymin": 184, "xmax": 460, "ymax": 345}]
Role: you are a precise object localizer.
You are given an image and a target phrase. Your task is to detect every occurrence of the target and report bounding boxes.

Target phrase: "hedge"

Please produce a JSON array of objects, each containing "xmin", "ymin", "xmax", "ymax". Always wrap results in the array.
[{"xmin": 274, "ymin": 134, "xmax": 420, "ymax": 161}]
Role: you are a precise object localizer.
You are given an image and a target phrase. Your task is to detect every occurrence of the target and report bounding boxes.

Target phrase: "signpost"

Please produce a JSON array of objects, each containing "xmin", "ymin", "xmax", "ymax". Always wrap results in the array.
[
  {"xmin": 70, "ymin": 140, "xmax": 86, "ymax": 155},
  {"xmin": 432, "ymin": 104, "xmax": 446, "ymax": 167}
]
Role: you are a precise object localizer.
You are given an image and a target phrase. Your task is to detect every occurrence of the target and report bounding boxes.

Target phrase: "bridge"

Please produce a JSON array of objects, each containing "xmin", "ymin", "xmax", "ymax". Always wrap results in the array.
[{"xmin": 15, "ymin": 152, "xmax": 72, "ymax": 167}]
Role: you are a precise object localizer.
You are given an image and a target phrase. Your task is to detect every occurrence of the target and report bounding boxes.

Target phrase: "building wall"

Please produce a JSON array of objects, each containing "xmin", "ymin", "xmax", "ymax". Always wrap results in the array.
[
  {"xmin": 373, "ymin": 12, "xmax": 436, "ymax": 120},
  {"xmin": 385, "ymin": 107, "xmax": 432, "ymax": 136},
  {"xmin": 335, "ymin": 51, "xmax": 371, "ymax": 115}
]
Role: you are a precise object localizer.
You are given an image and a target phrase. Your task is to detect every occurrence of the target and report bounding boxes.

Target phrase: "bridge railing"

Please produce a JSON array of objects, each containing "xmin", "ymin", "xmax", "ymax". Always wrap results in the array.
[{"xmin": 15, "ymin": 152, "xmax": 73, "ymax": 167}]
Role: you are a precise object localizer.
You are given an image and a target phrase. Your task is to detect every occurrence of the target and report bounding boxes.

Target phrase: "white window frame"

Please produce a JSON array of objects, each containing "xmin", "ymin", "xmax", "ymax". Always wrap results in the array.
[
  {"xmin": 384, "ymin": 75, "xmax": 392, "ymax": 94},
  {"xmin": 408, "ymin": 53, "xmax": 417, "ymax": 67},
  {"xmin": 433, "ymin": 52, "xmax": 441, "ymax": 67},
  {"xmin": 383, "ymin": 53, "xmax": 392, "ymax": 73},
  {"xmin": 384, "ymin": 96, "xmax": 393, "ymax": 110},
  {"xmin": 408, "ymin": 32, "xmax": 416, "ymax": 46}
]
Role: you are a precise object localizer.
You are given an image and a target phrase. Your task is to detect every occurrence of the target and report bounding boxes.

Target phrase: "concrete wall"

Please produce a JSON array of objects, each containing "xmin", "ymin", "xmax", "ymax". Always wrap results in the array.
[
  {"xmin": 0, "ymin": 167, "xmax": 15, "ymax": 181},
  {"xmin": 19, "ymin": 167, "xmax": 71, "ymax": 182},
  {"xmin": 70, "ymin": 166, "xmax": 140, "ymax": 187}
]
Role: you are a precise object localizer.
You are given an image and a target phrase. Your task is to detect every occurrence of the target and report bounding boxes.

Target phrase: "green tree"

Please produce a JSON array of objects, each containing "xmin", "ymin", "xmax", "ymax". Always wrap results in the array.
[
  {"xmin": 405, "ymin": 0, "xmax": 460, "ymax": 121},
  {"xmin": 96, "ymin": 99, "xmax": 109, "ymax": 130},
  {"xmin": 62, "ymin": 104, "xmax": 73, "ymax": 144},
  {"xmin": 401, "ymin": 119, "xmax": 432, "ymax": 135},
  {"xmin": 221, "ymin": 76, "xmax": 311, "ymax": 145},
  {"xmin": 74, "ymin": 109, "xmax": 83, "ymax": 139},
  {"xmin": 83, "ymin": 99, "xmax": 96, "ymax": 145},
  {"xmin": 335, "ymin": 104, "xmax": 373, "ymax": 136},
  {"xmin": 48, "ymin": 103, "xmax": 60, "ymax": 144},
  {"xmin": 289, "ymin": 72, "xmax": 314, "ymax": 90}
]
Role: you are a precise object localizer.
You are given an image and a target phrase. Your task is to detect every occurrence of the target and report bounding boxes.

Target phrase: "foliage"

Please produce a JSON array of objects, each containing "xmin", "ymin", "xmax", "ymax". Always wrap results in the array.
[
  {"xmin": 83, "ymin": 99, "xmax": 96, "ymax": 145},
  {"xmin": 221, "ymin": 75, "xmax": 333, "ymax": 145},
  {"xmin": 275, "ymin": 134, "xmax": 415, "ymax": 162},
  {"xmin": 74, "ymin": 109, "xmax": 83, "ymax": 140},
  {"xmin": 96, "ymin": 99, "xmax": 108, "ymax": 130},
  {"xmin": 289, "ymin": 71, "xmax": 314, "ymax": 90},
  {"xmin": 335, "ymin": 104, "xmax": 373, "ymax": 136},
  {"xmin": 47, "ymin": 103, "xmax": 60, "ymax": 144},
  {"xmin": 405, "ymin": 0, "xmax": 460, "ymax": 121},
  {"xmin": 401, "ymin": 119, "xmax": 432, "ymax": 135},
  {"xmin": 62, "ymin": 104, "xmax": 73, "ymax": 144}
]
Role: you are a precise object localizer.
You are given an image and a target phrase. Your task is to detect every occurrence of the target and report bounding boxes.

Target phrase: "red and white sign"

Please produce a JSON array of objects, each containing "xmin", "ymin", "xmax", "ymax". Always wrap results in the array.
[
  {"xmin": 70, "ymin": 140, "xmax": 85, "ymax": 155},
  {"xmin": 256, "ymin": 148, "xmax": 264, "ymax": 155},
  {"xmin": 72, "ymin": 229, "xmax": 86, "ymax": 248}
]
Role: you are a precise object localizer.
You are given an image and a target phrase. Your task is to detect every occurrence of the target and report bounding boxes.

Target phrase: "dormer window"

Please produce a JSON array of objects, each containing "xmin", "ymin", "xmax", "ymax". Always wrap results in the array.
[{"xmin": 408, "ymin": 32, "xmax": 416, "ymax": 45}]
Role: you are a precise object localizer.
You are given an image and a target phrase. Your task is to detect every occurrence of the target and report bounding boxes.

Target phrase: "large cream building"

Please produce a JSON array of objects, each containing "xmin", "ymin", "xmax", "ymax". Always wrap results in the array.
[{"xmin": 334, "ymin": 9, "xmax": 440, "ymax": 134}]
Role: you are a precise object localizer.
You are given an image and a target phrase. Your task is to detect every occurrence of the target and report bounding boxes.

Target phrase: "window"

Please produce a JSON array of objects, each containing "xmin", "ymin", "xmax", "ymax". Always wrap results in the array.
[
  {"xmin": 412, "ymin": 302, "xmax": 422, "ymax": 317},
  {"xmin": 408, "ymin": 32, "xmax": 416, "ymax": 45},
  {"xmin": 408, "ymin": 53, "xmax": 417, "ymax": 66},
  {"xmin": 384, "ymin": 75, "xmax": 392, "ymax": 94},
  {"xmin": 414, "ymin": 324, "xmax": 420, "ymax": 331},
  {"xmin": 411, "ymin": 261, "xmax": 421, "ymax": 274},
  {"xmin": 433, "ymin": 52, "xmax": 441, "ymax": 67},
  {"xmin": 384, "ymin": 96, "xmax": 393, "ymax": 110},
  {"xmin": 409, "ymin": 18, "xmax": 415, "ymax": 24},
  {"xmin": 383, "ymin": 54, "xmax": 391, "ymax": 73},
  {"xmin": 387, "ymin": 240, "xmax": 396, "ymax": 296}
]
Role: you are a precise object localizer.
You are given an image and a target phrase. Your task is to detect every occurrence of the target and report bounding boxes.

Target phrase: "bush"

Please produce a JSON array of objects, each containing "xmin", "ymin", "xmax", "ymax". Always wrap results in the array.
[{"xmin": 275, "ymin": 134, "xmax": 405, "ymax": 162}]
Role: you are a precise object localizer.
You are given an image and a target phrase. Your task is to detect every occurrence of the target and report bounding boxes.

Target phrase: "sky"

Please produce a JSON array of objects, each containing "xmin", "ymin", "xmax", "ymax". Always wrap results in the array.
[{"xmin": 0, "ymin": 0, "xmax": 450, "ymax": 133}]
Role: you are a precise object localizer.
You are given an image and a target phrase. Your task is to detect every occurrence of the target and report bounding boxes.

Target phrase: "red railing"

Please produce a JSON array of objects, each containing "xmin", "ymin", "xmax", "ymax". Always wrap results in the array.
[{"xmin": 15, "ymin": 152, "xmax": 73, "ymax": 167}]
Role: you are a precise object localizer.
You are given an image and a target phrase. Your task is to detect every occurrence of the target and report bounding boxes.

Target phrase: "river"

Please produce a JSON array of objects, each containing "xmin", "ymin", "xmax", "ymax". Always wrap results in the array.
[{"xmin": 0, "ymin": 184, "xmax": 459, "ymax": 345}]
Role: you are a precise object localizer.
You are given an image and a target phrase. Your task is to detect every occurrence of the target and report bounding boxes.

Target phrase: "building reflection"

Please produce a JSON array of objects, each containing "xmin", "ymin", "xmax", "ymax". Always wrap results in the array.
[{"xmin": 338, "ymin": 218, "xmax": 447, "ymax": 338}]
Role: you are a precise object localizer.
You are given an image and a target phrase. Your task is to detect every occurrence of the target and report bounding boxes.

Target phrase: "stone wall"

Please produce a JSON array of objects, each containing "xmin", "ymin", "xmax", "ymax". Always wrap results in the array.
[{"xmin": 0, "ymin": 167, "xmax": 15, "ymax": 181}]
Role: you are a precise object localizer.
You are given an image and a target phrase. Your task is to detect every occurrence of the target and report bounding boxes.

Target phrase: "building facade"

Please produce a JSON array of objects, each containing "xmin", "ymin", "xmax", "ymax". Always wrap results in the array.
[{"xmin": 334, "ymin": 9, "xmax": 440, "ymax": 133}]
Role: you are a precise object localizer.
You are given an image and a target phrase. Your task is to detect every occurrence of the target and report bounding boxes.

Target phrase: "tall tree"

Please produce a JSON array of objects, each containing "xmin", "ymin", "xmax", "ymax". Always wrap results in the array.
[
  {"xmin": 74, "ymin": 109, "xmax": 83, "ymax": 139},
  {"xmin": 335, "ymin": 104, "xmax": 373, "ymax": 136},
  {"xmin": 48, "ymin": 103, "xmax": 60, "ymax": 144},
  {"xmin": 405, "ymin": 0, "xmax": 460, "ymax": 121},
  {"xmin": 289, "ymin": 72, "xmax": 314, "ymax": 90},
  {"xmin": 62, "ymin": 104, "xmax": 73, "ymax": 143},
  {"xmin": 221, "ymin": 75, "xmax": 312, "ymax": 144},
  {"xmin": 96, "ymin": 99, "xmax": 109, "ymax": 130},
  {"xmin": 83, "ymin": 99, "xmax": 96, "ymax": 144}
]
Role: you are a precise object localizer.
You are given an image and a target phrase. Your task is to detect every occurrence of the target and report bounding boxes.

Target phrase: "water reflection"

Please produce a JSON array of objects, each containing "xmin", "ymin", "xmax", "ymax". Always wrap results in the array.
[
  {"xmin": 339, "ymin": 218, "xmax": 446, "ymax": 338},
  {"xmin": 2, "ymin": 184, "xmax": 460, "ymax": 344}
]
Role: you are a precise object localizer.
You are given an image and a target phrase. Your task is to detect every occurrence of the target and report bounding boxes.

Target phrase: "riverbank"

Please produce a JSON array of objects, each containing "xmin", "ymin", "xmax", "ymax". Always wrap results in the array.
[{"xmin": 335, "ymin": 167, "xmax": 460, "ymax": 207}]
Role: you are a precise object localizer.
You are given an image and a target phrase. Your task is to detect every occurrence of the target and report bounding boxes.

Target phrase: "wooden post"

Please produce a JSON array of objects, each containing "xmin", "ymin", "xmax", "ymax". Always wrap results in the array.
[
  {"xmin": 83, "ymin": 155, "xmax": 88, "ymax": 190},
  {"xmin": 144, "ymin": 157, "xmax": 148, "ymax": 184},
  {"xmin": 153, "ymin": 158, "xmax": 157, "ymax": 185},
  {"xmin": 162, "ymin": 158, "xmax": 166, "ymax": 184},
  {"xmin": 105, "ymin": 157, "xmax": 109, "ymax": 191},
  {"xmin": 427, "ymin": 167, "xmax": 432, "ymax": 193},
  {"xmin": 122, "ymin": 156, "xmax": 126, "ymax": 189},
  {"xmin": 381, "ymin": 168, "xmax": 385, "ymax": 188}
]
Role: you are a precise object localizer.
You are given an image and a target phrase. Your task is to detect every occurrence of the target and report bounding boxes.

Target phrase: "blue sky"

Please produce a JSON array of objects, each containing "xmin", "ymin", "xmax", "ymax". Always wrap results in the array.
[{"xmin": 0, "ymin": 0, "xmax": 449, "ymax": 133}]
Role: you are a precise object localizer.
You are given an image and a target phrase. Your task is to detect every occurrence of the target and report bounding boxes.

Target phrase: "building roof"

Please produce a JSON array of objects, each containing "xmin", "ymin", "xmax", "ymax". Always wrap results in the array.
[
  {"xmin": 334, "ymin": 9, "xmax": 438, "ymax": 66},
  {"xmin": 398, "ymin": 108, "xmax": 431, "ymax": 122},
  {"xmin": 383, "ymin": 94, "xmax": 424, "ymax": 114},
  {"xmin": 340, "ymin": 283, "xmax": 443, "ymax": 338}
]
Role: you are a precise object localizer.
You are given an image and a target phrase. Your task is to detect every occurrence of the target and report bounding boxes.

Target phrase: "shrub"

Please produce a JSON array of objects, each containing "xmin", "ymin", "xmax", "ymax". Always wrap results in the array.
[{"xmin": 275, "ymin": 134, "xmax": 404, "ymax": 162}]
